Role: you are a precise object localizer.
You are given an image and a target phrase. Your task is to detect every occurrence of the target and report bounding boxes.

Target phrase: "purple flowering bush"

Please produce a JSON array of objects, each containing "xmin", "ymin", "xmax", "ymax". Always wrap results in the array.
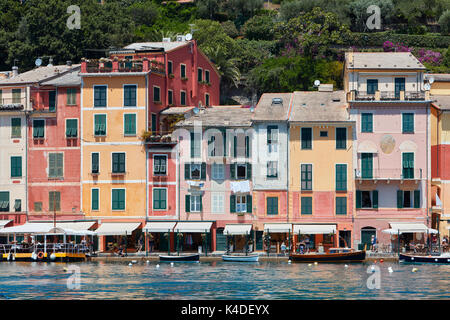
[{"xmin": 383, "ymin": 41, "xmax": 442, "ymax": 65}]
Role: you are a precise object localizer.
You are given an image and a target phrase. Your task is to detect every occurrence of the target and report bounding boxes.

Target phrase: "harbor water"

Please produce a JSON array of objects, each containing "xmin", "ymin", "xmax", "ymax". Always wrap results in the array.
[{"xmin": 0, "ymin": 261, "xmax": 448, "ymax": 300}]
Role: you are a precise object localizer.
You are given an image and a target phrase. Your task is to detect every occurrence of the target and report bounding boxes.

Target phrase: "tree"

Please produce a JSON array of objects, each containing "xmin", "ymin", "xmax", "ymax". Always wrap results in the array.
[
  {"xmin": 128, "ymin": 0, "xmax": 159, "ymax": 26},
  {"xmin": 193, "ymin": 19, "xmax": 237, "ymax": 57},
  {"xmin": 440, "ymin": 10, "xmax": 450, "ymax": 35},
  {"xmin": 242, "ymin": 14, "xmax": 276, "ymax": 41},
  {"xmin": 279, "ymin": 0, "xmax": 318, "ymax": 22},
  {"xmin": 347, "ymin": 0, "xmax": 394, "ymax": 32},
  {"xmin": 221, "ymin": 21, "xmax": 239, "ymax": 38}
]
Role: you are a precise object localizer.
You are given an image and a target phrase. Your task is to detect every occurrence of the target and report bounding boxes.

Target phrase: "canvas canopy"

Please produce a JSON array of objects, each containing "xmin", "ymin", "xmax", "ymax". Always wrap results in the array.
[
  {"xmin": 223, "ymin": 224, "xmax": 252, "ymax": 235},
  {"xmin": 143, "ymin": 222, "xmax": 176, "ymax": 233},
  {"xmin": 293, "ymin": 224, "xmax": 336, "ymax": 235},
  {"xmin": 264, "ymin": 223, "xmax": 292, "ymax": 233},
  {"xmin": 95, "ymin": 222, "xmax": 140, "ymax": 236},
  {"xmin": 174, "ymin": 222, "xmax": 212, "ymax": 233}
]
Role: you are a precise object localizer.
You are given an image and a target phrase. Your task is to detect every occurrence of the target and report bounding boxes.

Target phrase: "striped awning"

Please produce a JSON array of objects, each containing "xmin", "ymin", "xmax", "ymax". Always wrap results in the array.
[
  {"xmin": 174, "ymin": 222, "xmax": 212, "ymax": 233},
  {"xmin": 95, "ymin": 222, "xmax": 141, "ymax": 236},
  {"xmin": 264, "ymin": 223, "xmax": 292, "ymax": 233},
  {"xmin": 0, "ymin": 220, "xmax": 12, "ymax": 229},
  {"xmin": 223, "ymin": 224, "xmax": 252, "ymax": 235},
  {"xmin": 143, "ymin": 222, "xmax": 176, "ymax": 233},
  {"xmin": 293, "ymin": 224, "xmax": 336, "ymax": 235}
]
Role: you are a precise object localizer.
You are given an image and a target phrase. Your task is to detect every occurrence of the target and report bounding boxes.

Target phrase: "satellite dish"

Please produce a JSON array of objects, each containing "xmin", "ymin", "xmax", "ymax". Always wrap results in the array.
[
  {"xmin": 35, "ymin": 58, "xmax": 42, "ymax": 67},
  {"xmin": 424, "ymin": 83, "xmax": 431, "ymax": 91},
  {"xmin": 193, "ymin": 107, "xmax": 199, "ymax": 114},
  {"xmin": 429, "ymin": 76, "xmax": 435, "ymax": 84},
  {"xmin": 314, "ymin": 80, "xmax": 321, "ymax": 87},
  {"xmin": 250, "ymin": 106, "xmax": 255, "ymax": 113},
  {"xmin": 185, "ymin": 33, "xmax": 193, "ymax": 41}
]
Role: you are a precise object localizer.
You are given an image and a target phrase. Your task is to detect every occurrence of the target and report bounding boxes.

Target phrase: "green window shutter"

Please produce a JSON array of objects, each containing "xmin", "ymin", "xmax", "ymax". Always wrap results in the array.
[
  {"xmin": 181, "ymin": 64, "xmax": 186, "ymax": 78},
  {"xmin": 119, "ymin": 190, "xmax": 125, "ymax": 210},
  {"xmin": 49, "ymin": 192, "xmax": 60, "ymax": 211},
  {"xmin": 66, "ymin": 119, "xmax": 77, "ymax": 137},
  {"xmin": 230, "ymin": 163, "xmax": 236, "ymax": 180},
  {"xmin": 11, "ymin": 118, "xmax": 21, "ymax": 138},
  {"xmin": 198, "ymin": 68, "xmax": 202, "ymax": 82},
  {"xmin": 33, "ymin": 120, "xmax": 45, "ymax": 138},
  {"xmin": 11, "ymin": 156, "xmax": 22, "ymax": 177},
  {"xmin": 201, "ymin": 162, "xmax": 206, "ymax": 180},
  {"xmin": 200, "ymin": 195, "xmax": 203, "ymax": 212},
  {"xmin": 168, "ymin": 90, "xmax": 173, "ymax": 105},
  {"xmin": 361, "ymin": 153, "xmax": 373, "ymax": 179},
  {"xmin": 161, "ymin": 189, "xmax": 167, "ymax": 209},
  {"xmin": 414, "ymin": 190, "xmax": 420, "ymax": 208},
  {"xmin": 336, "ymin": 164, "xmax": 347, "ymax": 191},
  {"xmin": 245, "ymin": 136, "xmax": 250, "ymax": 158},
  {"xmin": 12, "ymin": 89, "xmax": 21, "ymax": 103},
  {"xmin": 56, "ymin": 153, "xmax": 63, "ymax": 177},
  {"xmin": 362, "ymin": 113, "xmax": 373, "ymax": 132},
  {"xmin": 67, "ymin": 88, "xmax": 76, "ymax": 105},
  {"xmin": 367, "ymin": 79, "xmax": 378, "ymax": 94},
  {"xmin": 402, "ymin": 113, "xmax": 414, "ymax": 133},
  {"xmin": 301, "ymin": 197, "xmax": 312, "ymax": 215},
  {"xmin": 153, "ymin": 86, "xmax": 160, "ymax": 102},
  {"xmin": 190, "ymin": 132, "xmax": 195, "ymax": 158},
  {"xmin": 92, "ymin": 153, "xmax": 99, "ymax": 173},
  {"xmin": 397, "ymin": 190, "xmax": 403, "ymax": 209},
  {"xmin": 336, "ymin": 128, "xmax": 346, "ymax": 149},
  {"xmin": 246, "ymin": 194, "xmax": 252, "ymax": 213},
  {"xmin": 14, "ymin": 199, "xmax": 21, "ymax": 212},
  {"xmin": 185, "ymin": 195, "xmax": 191, "ymax": 213},
  {"xmin": 372, "ymin": 190, "xmax": 378, "ymax": 209},
  {"xmin": 112, "ymin": 190, "xmax": 117, "ymax": 210},
  {"xmin": 94, "ymin": 115, "xmax": 106, "ymax": 136},
  {"xmin": 49, "ymin": 153, "xmax": 56, "ymax": 177},
  {"xmin": 336, "ymin": 197, "xmax": 347, "ymax": 215},
  {"xmin": 233, "ymin": 135, "xmax": 237, "ymax": 158},
  {"xmin": 246, "ymin": 163, "xmax": 252, "ymax": 180},
  {"xmin": 356, "ymin": 190, "xmax": 361, "ymax": 209},
  {"xmin": 185, "ymin": 163, "xmax": 190, "ymax": 179},
  {"xmin": 181, "ymin": 91, "xmax": 186, "ymax": 105},
  {"xmin": 301, "ymin": 128, "xmax": 312, "ymax": 149},
  {"xmin": 124, "ymin": 114, "xmax": 136, "ymax": 135},
  {"xmin": 112, "ymin": 153, "xmax": 118, "ymax": 172},
  {"xmin": 49, "ymin": 91, "xmax": 56, "ymax": 112},
  {"xmin": 94, "ymin": 86, "xmax": 107, "ymax": 107},
  {"xmin": 92, "ymin": 189, "xmax": 99, "ymax": 210},
  {"xmin": 153, "ymin": 189, "xmax": 160, "ymax": 209},
  {"xmin": 301, "ymin": 164, "xmax": 312, "ymax": 191},
  {"xmin": 119, "ymin": 153, "xmax": 125, "ymax": 173},
  {"xmin": 205, "ymin": 70, "xmax": 210, "ymax": 83},
  {"xmin": 230, "ymin": 195, "xmax": 236, "ymax": 213},
  {"xmin": 402, "ymin": 153, "xmax": 414, "ymax": 179}
]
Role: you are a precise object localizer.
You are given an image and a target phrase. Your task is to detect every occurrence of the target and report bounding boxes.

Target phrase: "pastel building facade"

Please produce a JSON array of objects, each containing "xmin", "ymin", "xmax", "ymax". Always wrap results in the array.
[
  {"xmin": 345, "ymin": 52, "xmax": 432, "ymax": 249},
  {"xmin": 288, "ymin": 90, "xmax": 354, "ymax": 250}
]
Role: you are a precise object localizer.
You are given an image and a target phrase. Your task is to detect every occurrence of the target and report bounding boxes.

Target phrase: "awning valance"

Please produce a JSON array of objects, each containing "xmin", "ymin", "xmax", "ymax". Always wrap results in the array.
[
  {"xmin": 95, "ymin": 222, "xmax": 141, "ymax": 236},
  {"xmin": 385, "ymin": 222, "xmax": 437, "ymax": 234},
  {"xmin": 0, "ymin": 220, "xmax": 12, "ymax": 229},
  {"xmin": 0, "ymin": 223, "xmax": 94, "ymax": 235},
  {"xmin": 143, "ymin": 222, "xmax": 176, "ymax": 233},
  {"xmin": 264, "ymin": 223, "xmax": 292, "ymax": 233},
  {"xmin": 174, "ymin": 222, "xmax": 212, "ymax": 233},
  {"xmin": 293, "ymin": 224, "xmax": 336, "ymax": 234},
  {"xmin": 223, "ymin": 224, "xmax": 252, "ymax": 235}
]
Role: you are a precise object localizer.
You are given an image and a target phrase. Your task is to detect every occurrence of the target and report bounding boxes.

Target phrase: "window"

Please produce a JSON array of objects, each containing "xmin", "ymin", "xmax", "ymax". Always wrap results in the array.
[
  {"xmin": 185, "ymin": 163, "xmax": 206, "ymax": 180},
  {"xmin": 301, "ymin": 128, "xmax": 312, "ymax": 149},
  {"xmin": 91, "ymin": 189, "xmax": 99, "ymax": 211},
  {"xmin": 397, "ymin": 190, "xmax": 420, "ymax": 209},
  {"xmin": 236, "ymin": 163, "xmax": 247, "ymax": 179},
  {"xmin": 198, "ymin": 68, "xmax": 203, "ymax": 82},
  {"xmin": 267, "ymin": 197, "xmax": 278, "ymax": 215},
  {"xmin": 0, "ymin": 89, "xmax": 2, "ymax": 104},
  {"xmin": 153, "ymin": 155, "xmax": 167, "ymax": 175},
  {"xmin": 48, "ymin": 153, "xmax": 63, "ymax": 178},
  {"xmin": 168, "ymin": 61, "xmax": 173, "ymax": 75},
  {"xmin": 205, "ymin": 70, "xmax": 210, "ymax": 83},
  {"xmin": 124, "ymin": 114, "xmax": 136, "ymax": 136},
  {"xmin": 153, "ymin": 188, "xmax": 167, "ymax": 210},
  {"xmin": 34, "ymin": 202, "xmax": 42, "ymax": 212},
  {"xmin": 361, "ymin": 113, "xmax": 373, "ymax": 133},
  {"xmin": 301, "ymin": 197, "xmax": 312, "ymax": 215},
  {"xmin": 212, "ymin": 163, "xmax": 224, "ymax": 180},
  {"xmin": 0, "ymin": 192, "xmax": 9, "ymax": 212},
  {"xmin": 402, "ymin": 152, "xmax": 414, "ymax": 179},
  {"xmin": 267, "ymin": 125, "xmax": 278, "ymax": 153},
  {"xmin": 361, "ymin": 153, "xmax": 373, "ymax": 179},
  {"xmin": 67, "ymin": 88, "xmax": 77, "ymax": 105},
  {"xmin": 92, "ymin": 153, "xmax": 99, "ymax": 174},
  {"xmin": 181, "ymin": 64, "xmax": 186, "ymax": 78},
  {"xmin": 153, "ymin": 86, "xmax": 160, "ymax": 103},
  {"xmin": 336, "ymin": 164, "xmax": 347, "ymax": 191},
  {"xmin": 356, "ymin": 190, "xmax": 378, "ymax": 209},
  {"xmin": 49, "ymin": 91, "xmax": 56, "ymax": 112},
  {"xmin": 395, "ymin": 77, "xmax": 405, "ymax": 99},
  {"xmin": 402, "ymin": 113, "xmax": 414, "ymax": 133},
  {"xmin": 190, "ymin": 195, "xmax": 202, "ymax": 212},
  {"xmin": 66, "ymin": 119, "xmax": 78, "ymax": 138},
  {"xmin": 336, "ymin": 197, "xmax": 347, "ymax": 215},
  {"xmin": 301, "ymin": 164, "xmax": 312, "ymax": 191},
  {"xmin": 190, "ymin": 132, "xmax": 201, "ymax": 158},
  {"xmin": 11, "ymin": 118, "xmax": 21, "ymax": 138},
  {"xmin": 208, "ymin": 135, "xmax": 216, "ymax": 157},
  {"xmin": 320, "ymin": 131, "xmax": 328, "ymax": 137},
  {"xmin": 33, "ymin": 119, "xmax": 45, "ymax": 138},
  {"xmin": 190, "ymin": 163, "xmax": 201, "ymax": 180},
  {"xmin": 14, "ymin": 199, "xmax": 21, "ymax": 212},
  {"xmin": 124, "ymin": 85, "xmax": 136, "ymax": 107},
  {"xmin": 112, "ymin": 153, "xmax": 126, "ymax": 173},
  {"xmin": 267, "ymin": 161, "xmax": 278, "ymax": 178},
  {"xmin": 49, "ymin": 191, "xmax": 61, "ymax": 212},
  {"xmin": 236, "ymin": 195, "xmax": 247, "ymax": 213},
  {"xmin": 112, "ymin": 189, "xmax": 125, "ymax": 210},
  {"xmin": 336, "ymin": 128, "xmax": 347, "ymax": 149},
  {"xmin": 367, "ymin": 79, "xmax": 378, "ymax": 94},
  {"xmin": 94, "ymin": 114, "xmax": 106, "ymax": 136},
  {"xmin": 10, "ymin": 156, "xmax": 22, "ymax": 178},
  {"xmin": 12, "ymin": 89, "xmax": 21, "ymax": 104},
  {"xmin": 151, "ymin": 113, "xmax": 157, "ymax": 132},
  {"xmin": 211, "ymin": 193, "xmax": 224, "ymax": 213},
  {"xmin": 94, "ymin": 85, "xmax": 107, "ymax": 107},
  {"xmin": 205, "ymin": 93, "xmax": 210, "ymax": 107},
  {"xmin": 168, "ymin": 90, "xmax": 173, "ymax": 105},
  {"xmin": 230, "ymin": 163, "xmax": 251, "ymax": 180},
  {"xmin": 233, "ymin": 134, "xmax": 249, "ymax": 158},
  {"xmin": 181, "ymin": 91, "xmax": 186, "ymax": 105}
]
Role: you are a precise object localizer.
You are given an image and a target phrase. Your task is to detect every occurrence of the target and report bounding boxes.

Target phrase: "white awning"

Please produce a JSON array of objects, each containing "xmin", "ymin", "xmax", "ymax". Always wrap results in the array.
[
  {"xmin": 389, "ymin": 223, "xmax": 428, "ymax": 233},
  {"xmin": 174, "ymin": 222, "xmax": 212, "ymax": 233},
  {"xmin": 95, "ymin": 222, "xmax": 141, "ymax": 236},
  {"xmin": 223, "ymin": 224, "xmax": 252, "ymax": 235},
  {"xmin": 0, "ymin": 220, "xmax": 12, "ymax": 228},
  {"xmin": 143, "ymin": 222, "xmax": 176, "ymax": 233},
  {"xmin": 230, "ymin": 181, "xmax": 250, "ymax": 193},
  {"xmin": 0, "ymin": 223, "xmax": 91, "ymax": 235},
  {"xmin": 293, "ymin": 224, "xmax": 336, "ymax": 234},
  {"xmin": 264, "ymin": 223, "xmax": 292, "ymax": 233},
  {"xmin": 54, "ymin": 221, "xmax": 96, "ymax": 231}
]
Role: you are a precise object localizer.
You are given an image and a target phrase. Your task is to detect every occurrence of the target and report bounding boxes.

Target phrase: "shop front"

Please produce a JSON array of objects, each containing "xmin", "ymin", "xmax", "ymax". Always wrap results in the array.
[
  {"xmin": 293, "ymin": 224, "xmax": 337, "ymax": 253},
  {"xmin": 95, "ymin": 222, "xmax": 142, "ymax": 255},
  {"xmin": 142, "ymin": 221, "xmax": 177, "ymax": 254},
  {"xmin": 263, "ymin": 223, "xmax": 292, "ymax": 255},
  {"xmin": 173, "ymin": 222, "xmax": 213, "ymax": 255},
  {"xmin": 223, "ymin": 224, "xmax": 253, "ymax": 253}
]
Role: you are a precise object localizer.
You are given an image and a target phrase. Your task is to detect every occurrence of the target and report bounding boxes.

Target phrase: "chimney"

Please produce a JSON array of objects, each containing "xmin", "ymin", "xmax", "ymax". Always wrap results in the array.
[{"xmin": 12, "ymin": 66, "xmax": 19, "ymax": 77}]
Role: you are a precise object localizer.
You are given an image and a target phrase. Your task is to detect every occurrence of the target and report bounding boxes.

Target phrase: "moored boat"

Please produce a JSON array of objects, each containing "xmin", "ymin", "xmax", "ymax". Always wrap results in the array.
[
  {"xmin": 289, "ymin": 250, "xmax": 366, "ymax": 263},
  {"xmin": 222, "ymin": 254, "xmax": 259, "ymax": 262},
  {"xmin": 159, "ymin": 253, "xmax": 200, "ymax": 262},
  {"xmin": 399, "ymin": 253, "xmax": 450, "ymax": 264}
]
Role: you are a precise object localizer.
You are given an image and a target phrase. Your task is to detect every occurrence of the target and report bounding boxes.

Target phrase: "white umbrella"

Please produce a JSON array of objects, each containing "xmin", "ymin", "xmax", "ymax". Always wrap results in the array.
[{"xmin": 382, "ymin": 228, "xmax": 398, "ymax": 235}]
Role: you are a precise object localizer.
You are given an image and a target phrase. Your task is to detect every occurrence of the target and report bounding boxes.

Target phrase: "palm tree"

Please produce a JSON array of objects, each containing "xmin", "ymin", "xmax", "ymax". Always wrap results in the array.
[{"xmin": 202, "ymin": 45, "xmax": 241, "ymax": 88}]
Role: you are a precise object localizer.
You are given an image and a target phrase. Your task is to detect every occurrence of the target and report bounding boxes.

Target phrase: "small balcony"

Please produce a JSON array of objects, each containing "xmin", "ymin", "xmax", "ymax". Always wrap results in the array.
[
  {"xmin": 141, "ymin": 131, "xmax": 177, "ymax": 148},
  {"xmin": 351, "ymin": 90, "xmax": 428, "ymax": 102},
  {"xmin": 81, "ymin": 58, "xmax": 165, "ymax": 74},
  {"xmin": 355, "ymin": 168, "xmax": 422, "ymax": 183},
  {"xmin": 0, "ymin": 97, "xmax": 25, "ymax": 111}
]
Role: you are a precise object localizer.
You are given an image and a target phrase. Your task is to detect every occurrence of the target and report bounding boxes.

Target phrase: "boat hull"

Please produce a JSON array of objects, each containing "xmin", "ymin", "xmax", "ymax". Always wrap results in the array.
[
  {"xmin": 222, "ymin": 254, "xmax": 259, "ymax": 262},
  {"xmin": 1, "ymin": 252, "xmax": 86, "ymax": 262},
  {"xmin": 399, "ymin": 253, "xmax": 450, "ymax": 264},
  {"xmin": 159, "ymin": 254, "xmax": 200, "ymax": 262},
  {"xmin": 289, "ymin": 250, "xmax": 366, "ymax": 263}
]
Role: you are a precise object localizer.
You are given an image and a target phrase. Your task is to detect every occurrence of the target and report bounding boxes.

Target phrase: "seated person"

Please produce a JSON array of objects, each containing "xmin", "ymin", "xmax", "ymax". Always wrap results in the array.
[{"xmin": 280, "ymin": 242, "xmax": 287, "ymax": 253}]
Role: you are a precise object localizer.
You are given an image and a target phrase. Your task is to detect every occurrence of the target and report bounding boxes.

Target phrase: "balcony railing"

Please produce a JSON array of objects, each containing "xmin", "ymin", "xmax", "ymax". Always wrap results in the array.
[
  {"xmin": 141, "ymin": 131, "xmax": 176, "ymax": 144},
  {"xmin": 82, "ymin": 58, "xmax": 165, "ymax": 74},
  {"xmin": 0, "ymin": 97, "xmax": 26, "ymax": 110},
  {"xmin": 355, "ymin": 168, "xmax": 422, "ymax": 180},
  {"xmin": 352, "ymin": 90, "xmax": 427, "ymax": 102}
]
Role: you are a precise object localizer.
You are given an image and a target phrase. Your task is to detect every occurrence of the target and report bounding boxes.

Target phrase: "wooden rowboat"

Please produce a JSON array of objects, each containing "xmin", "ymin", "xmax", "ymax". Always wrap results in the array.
[
  {"xmin": 159, "ymin": 254, "xmax": 200, "ymax": 262},
  {"xmin": 399, "ymin": 253, "xmax": 450, "ymax": 264},
  {"xmin": 222, "ymin": 254, "xmax": 259, "ymax": 262},
  {"xmin": 289, "ymin": 250, "xmax": 365, "ymax": 263}
]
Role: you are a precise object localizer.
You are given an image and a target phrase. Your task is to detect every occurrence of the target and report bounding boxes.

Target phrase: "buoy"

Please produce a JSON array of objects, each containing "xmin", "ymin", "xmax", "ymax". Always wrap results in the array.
[
  {"xmin": 308, "ymin": 263, "xmax": 312, "ymax": 267},
  {"xmin": 128, "ymin": 263, "xmax": 132, "ymax": 266},
  {"xmin": 388, "ymin": 267, "xmax": 393, "ymax": 273},
  {"xmin": 380, "ymin": 259, "xmax": 384, "ymax": 263},
  {"xmin": 63, "ymin": 267, "xmax": 68, "ymax": 272},
  {"xmin": 371, "ymin": 265, "xmax": 375, "ymax": 271},
  {"xmin": 146, "ymin": 260, "xmax": 150, "ymax": 264},
  {"xmin": 50, "ymin": 253, "xmax": 56, "ymax": 261},
  {"xmin": 170, "ymin": 262, "xmax": 174, "ymax": 267},
  {"xmin": 412, "ymin": 268, "xmax": 418, "ymax": 272},
  {"xmin": 344, "ymin": 264, "xmax": 348, "ymax": 268},
  {"xmin": 288, "ymin": 260, "xmax": 292, "ymax": 264},
  {"xmin": 314, "ymin": 262, "xmax": 318, "ymax": 265},
  {"xmin": 156, "ymin": 264, "xmax": 160, "ymax": 268}
]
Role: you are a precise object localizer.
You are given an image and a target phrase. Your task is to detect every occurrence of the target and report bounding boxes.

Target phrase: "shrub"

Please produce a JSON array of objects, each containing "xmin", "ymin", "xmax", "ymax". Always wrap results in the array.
[{"xmin": 439, "ymin": 10, "xmax": 450, "ymax": 35}]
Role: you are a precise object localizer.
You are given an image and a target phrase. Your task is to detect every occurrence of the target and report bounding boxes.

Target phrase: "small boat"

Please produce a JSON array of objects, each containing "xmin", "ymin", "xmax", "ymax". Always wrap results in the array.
[
  {"xmin": 159, "ymin": 254, "xmax": 200, "ymax": 262},
  {"xmin": 289, "ymin": 249, "xmax": 365, "ymax": 263},
  {"xmin": 222, "ymin": 254, "xmax": 259, "ymax": 262},
  {"xmin": 399, "ymin": 253, "xmax": 450, "ymax": 264}
]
